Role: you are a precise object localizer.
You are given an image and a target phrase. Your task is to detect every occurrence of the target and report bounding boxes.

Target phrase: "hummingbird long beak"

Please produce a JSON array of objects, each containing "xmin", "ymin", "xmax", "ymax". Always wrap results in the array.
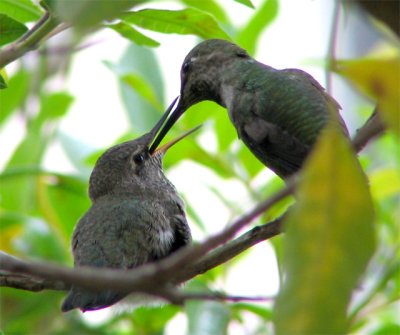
[
  {"xmin": 148, "ymin": 96, "xmax": 179, "ymax": 145},
  {"xmin": 149, "ymin": 96, "xmax": 187, "ymax": 154},
  {"xmin": 151, "ymin": 125, "xmax": 202, "ymax": 156}
]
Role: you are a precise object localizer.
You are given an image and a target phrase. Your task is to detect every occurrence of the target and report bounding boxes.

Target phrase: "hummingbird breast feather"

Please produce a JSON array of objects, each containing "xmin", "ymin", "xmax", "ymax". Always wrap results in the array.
[{"xmin": 61, "ymin": 197, "xmax": 190, "ymax": 312}]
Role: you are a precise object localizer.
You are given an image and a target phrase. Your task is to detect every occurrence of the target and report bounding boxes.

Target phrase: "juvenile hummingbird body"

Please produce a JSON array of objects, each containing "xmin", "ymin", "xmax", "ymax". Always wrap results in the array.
[
  {"xmin": 151, "ymin": 39, "xmax": 348, "ymax": 179},
  {"xmin": 62, "ymin": 106, "xmax": 192, "ymax": 312}
]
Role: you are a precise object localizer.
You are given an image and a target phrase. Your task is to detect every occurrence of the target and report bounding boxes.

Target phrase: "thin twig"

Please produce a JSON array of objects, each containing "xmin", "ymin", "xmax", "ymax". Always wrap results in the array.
[
  {"xmin": 176, "ymin": 292, "xmax": 274, "ymax": 303},
  {"xmin": 326, "ymin": 1, "xmax": 341, "ymax": 94}
]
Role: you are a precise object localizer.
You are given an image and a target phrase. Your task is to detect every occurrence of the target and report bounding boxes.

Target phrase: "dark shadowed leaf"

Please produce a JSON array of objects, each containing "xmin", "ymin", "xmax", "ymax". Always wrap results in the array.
[
  {"xmin": 0, "ymin": 72, "xmax": 6, "ymax": 89},
  {"xmin": 122, "ymin": 8, "xmax": 231, "ymax": 40},
  {"xmin": 273, "ymin": 127, "xmax": 376, "ymax": 334},
  {"xmin": 0, "ymin": 14, "xmax": 28, "ymax": 46},
  {"xmin": 107, "ymin": 21, "xmax": 160, "ymax": 47}
]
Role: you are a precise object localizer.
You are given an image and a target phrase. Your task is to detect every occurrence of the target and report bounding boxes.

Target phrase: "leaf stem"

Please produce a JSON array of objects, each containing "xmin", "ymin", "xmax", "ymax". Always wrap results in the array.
[{"xmin": 0, "ymin": 12, "xmax": 60, "ymax": 69}]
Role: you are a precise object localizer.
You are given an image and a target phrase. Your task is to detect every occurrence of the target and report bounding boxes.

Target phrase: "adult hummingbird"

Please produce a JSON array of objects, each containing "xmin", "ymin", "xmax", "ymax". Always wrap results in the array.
[
  {"xmin": 62, "ymin": 99, "xmax": 197, "ymax": 312},
  {"xmin": 150, "ymin": 39, "xmax": 348, "ymax": 179}
]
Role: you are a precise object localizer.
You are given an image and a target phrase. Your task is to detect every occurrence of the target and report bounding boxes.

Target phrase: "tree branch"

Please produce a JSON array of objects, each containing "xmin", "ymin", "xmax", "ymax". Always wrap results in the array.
[
  {"xmin": 0, "ymin": 12, "xmax": 61, "ymax": 68},
  {"xmin": 352, "ymin": 107, "xmax": 386, "ymax": 152},
  {"xmin": 0, "ymin": 183, "xmax": 291, "ymax": 301},
  {"xmin": 0, "ymin": 108, "xmax": 386, "ymax": 302},
  {"xmin": 0, "ymin": 217, "xmax": 284, "ymax": 295}
]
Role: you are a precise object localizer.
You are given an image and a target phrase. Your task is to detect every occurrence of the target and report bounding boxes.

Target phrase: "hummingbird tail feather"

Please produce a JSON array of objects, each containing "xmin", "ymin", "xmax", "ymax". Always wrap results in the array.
[{"xmin": 61, "ymin": 287, "xmax": 126, "ymax": 312}]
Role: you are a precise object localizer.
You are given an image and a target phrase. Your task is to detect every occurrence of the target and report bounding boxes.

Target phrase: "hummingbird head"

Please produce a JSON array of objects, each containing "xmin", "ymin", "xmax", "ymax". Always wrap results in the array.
[
  {"xmin": 179, "ymin": 39, "xmax": 249, "ymax": 109},
  {"xmin": 149, "ymin": 39, "xmax": 249, "ymax": 152},
  {"xmin": 89, "ymin": 98, "xmax": 200, "ymax": 201}
]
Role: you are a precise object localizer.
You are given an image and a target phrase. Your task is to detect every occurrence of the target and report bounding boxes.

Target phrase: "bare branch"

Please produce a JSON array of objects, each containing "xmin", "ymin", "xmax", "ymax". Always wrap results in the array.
[
  {"xmin": 352, "ymin": 108, "xmax": 386, "ymax": 152},
  {"xmin": 0, "ymin": 108, "xmax": 386, "ymax": 301},
  {"xmin": 0, "ymin": 271, "xmax": 67, "ymax": 291},
  {"xmin": 177, "ymin": 217, "xmax": 284, "ymax": 283}
]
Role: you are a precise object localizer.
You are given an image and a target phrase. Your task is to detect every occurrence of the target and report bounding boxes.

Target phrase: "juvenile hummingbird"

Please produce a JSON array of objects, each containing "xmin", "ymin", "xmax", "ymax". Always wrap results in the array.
[
  {"xmin": 150, "ymin": 39, "xmax": 348, "ymax": 179},
  {"xmin": 62, "ymin": 100, "xmax": 198, "ymax": 312}
]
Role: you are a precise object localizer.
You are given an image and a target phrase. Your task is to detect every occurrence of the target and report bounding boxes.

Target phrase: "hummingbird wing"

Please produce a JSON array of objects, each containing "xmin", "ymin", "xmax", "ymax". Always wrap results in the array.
[
  {"xmin": 61, "ymin": 198, "xmax": 190, "ymax": 312},
  {"xmin": 240, "ymin": 116, "xmax": 310, "ymax": 177},
  {"xmin": 228, "ymin": 63, "xmax": 348, "ymax": 178},
  {"xmin": 281, "ymin": 68, "xmax": 349, "ymax": 136}
]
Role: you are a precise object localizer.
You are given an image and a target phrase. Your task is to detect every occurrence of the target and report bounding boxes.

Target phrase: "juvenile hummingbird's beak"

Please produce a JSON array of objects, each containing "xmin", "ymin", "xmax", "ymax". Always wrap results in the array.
[
  {"xmin": 151, "ymin": 125, "xmax": 202, "ymax": 156},
  {"xmin": 149, "ymin": 96, "xmax": 187, "ymax": 154}
]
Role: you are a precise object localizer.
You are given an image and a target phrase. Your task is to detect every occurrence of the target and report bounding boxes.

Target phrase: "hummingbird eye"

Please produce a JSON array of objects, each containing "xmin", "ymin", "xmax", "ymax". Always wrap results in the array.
[
  {"xmin": 236, "ymin": 50, "xmax": 248, "ymax": 58},
  {"xmin": 182, "ymin": 61, "xmax": 191, "ymax": 74},
  {"xmin": 133, "ymin": 153, "xmax": 145, "ymax": 165}
]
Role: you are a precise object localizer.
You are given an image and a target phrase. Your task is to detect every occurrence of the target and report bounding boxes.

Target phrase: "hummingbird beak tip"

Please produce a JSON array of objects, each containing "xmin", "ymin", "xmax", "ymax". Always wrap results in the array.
[
  {"xmin": 148, "ymin": 96, "xmax": 180, "ymax": 154},
  {"xmin": 151, "ymin": 124, "xmax": 202, "ymax": 156}
]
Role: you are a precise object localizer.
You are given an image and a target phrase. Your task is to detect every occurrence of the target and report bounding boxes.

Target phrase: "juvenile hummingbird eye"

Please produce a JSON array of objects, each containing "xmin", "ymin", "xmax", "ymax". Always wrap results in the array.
[{"xmin": 133, "ymin": 153, "xmax": 145, "ymax": 164}]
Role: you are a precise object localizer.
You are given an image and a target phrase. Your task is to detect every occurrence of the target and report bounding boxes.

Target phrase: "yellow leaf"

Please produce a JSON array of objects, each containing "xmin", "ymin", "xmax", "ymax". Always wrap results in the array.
[
  {"xmin": 334, "ymin": 56, "xmax": 400, "ymax": 137},
  {"xmin": 274, "ymin": 126, "xmax": 376, "ymax": 334}
]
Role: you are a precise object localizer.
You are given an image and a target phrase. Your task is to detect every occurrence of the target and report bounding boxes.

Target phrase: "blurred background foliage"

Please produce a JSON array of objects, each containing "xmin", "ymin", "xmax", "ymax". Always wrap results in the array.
[{"xmin": 0, "ymin": 0, "xmax": 399, "ymax": 334}]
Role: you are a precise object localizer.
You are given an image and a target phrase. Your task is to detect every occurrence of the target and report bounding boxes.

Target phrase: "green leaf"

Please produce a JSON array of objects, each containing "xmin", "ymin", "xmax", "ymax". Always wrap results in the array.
[
  {"xmin": 181, "ymin": 0, "xmax": 231, "ymax": 25},
  {"xmin": 237, "ymin": 143, "xmax": 264, "ymax": 178},
  {"xmin": 57, "ymin": 132, "xmax": 94, "ymax": 175},
  {"xmin": 234, "ymin": 0, "xmax": 255, "ymax": 9},
  {"xmin": 232, "ymin": 302, "xmax": 272, "ymax": 320},
  {"xmin": 273, "ymin": 127, "xmax": 376, "ymax": 334},
  {"xmin": 236, "ymin": 0, "xmax": 279, "ymax": 55},
  {"xmin": 121, "ymin": 73, "xmax": 163, "ymax": 110},
  {"xmin": 0, "ymin": 134, "xmax": 47, "ymax": 213},
  {"xmin": 122, "ymin": 8, "xmax": 231, "ymax": 40},
  {"xmin": 372, "ymin": 324, "xmax": 400, "ymax": 335},
  {"xmin": 105, "ymin": 43, "xmax": 164, "ymax": 133},
  {"xmin": 369, "ymin": 167, "xmax": 400, "ymax": 200},
  {"xmin": 0, "ymin": 0, "xmax": 42, "ymax": 23},
  {"xmin": 162, "ymin": 136, "xmax": 236, "ymax": 179},
  {"xmin": 34, "ymin": 91, "xmax": 74, "ymax": 126},
  {"xmin": 333, "ymin": 55, "xmax": 400, "ymax": 138},
  {"xmin": 52, "ymin": 0, "xmax": 144, "ymax": 28},
  {"xmin": 0, "ymin": 13, "xmax": 28, "ymax": 46},
  {"xmin": 130, "ymin": 305, "xmax": 179, "ymax": 333},
  {"xmin": 186, "ymin": 283, "xmax": 230, "ymax": 335},
  {"xmin": 107, "ymin": 21, "xmax": 160, "ymax": 47},
  {"xmin": 0, "ymin": 69, "xmax": 30, "ymax": 124},
  {"xmin": 41, "ymin": 174, "xmax": 90, "ymax": 239}
]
